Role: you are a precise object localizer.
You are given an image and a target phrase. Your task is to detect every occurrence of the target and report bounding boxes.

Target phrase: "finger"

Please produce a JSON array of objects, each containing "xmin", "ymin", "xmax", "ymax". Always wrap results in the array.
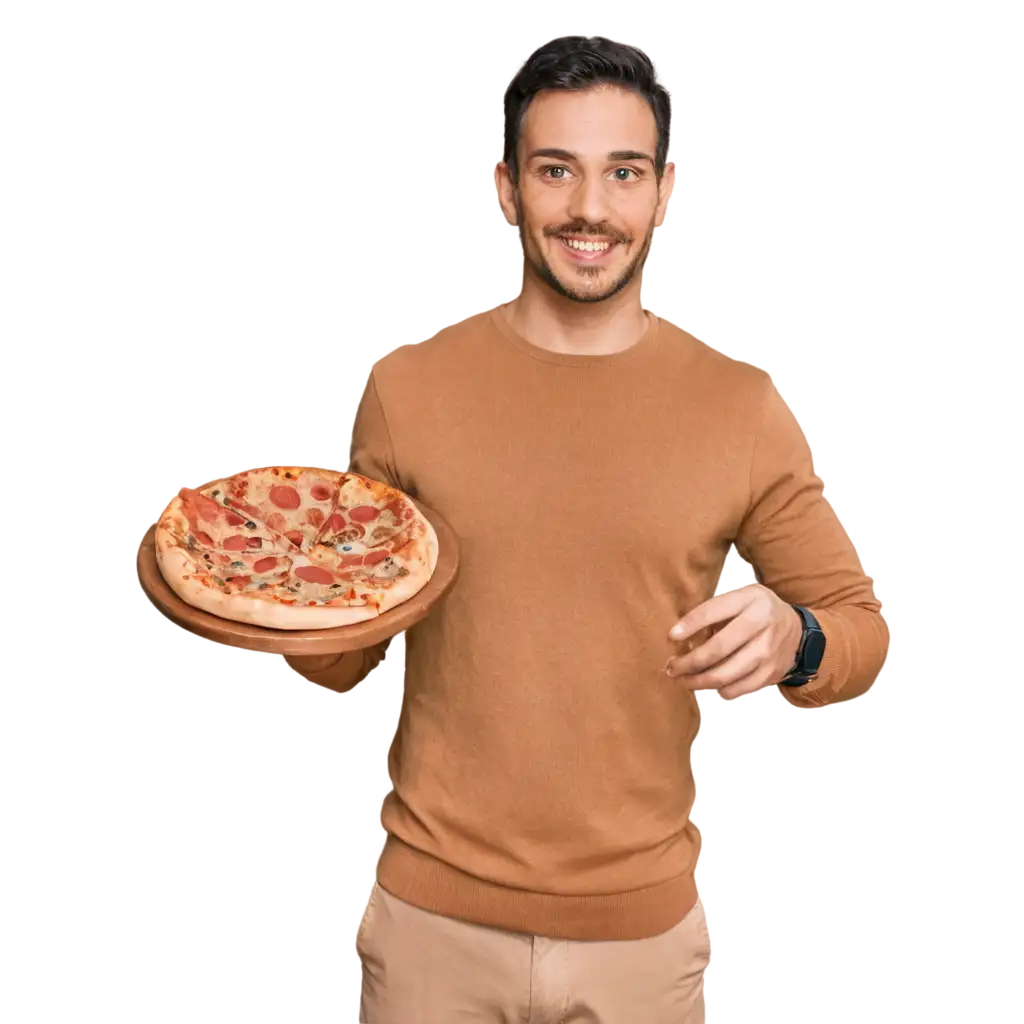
[
  {"xmin": 665, "ymin": 617, "xmax": 768, "ymax": 678},
  {"xmin": 669, "ymin": 584, "xmax": 758, "ymax": 641},
  {"xmin": 718, "ymin": 666, "xmax": 777, "ymax": 700},
  {"xmin": 674, "ymin": 638, "xmax": 763, "ymax": 690}
]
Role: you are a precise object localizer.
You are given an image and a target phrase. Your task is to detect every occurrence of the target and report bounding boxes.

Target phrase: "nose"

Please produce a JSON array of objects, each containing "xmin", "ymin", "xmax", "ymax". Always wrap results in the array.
[{"xmin": 566, "ymin": 170, "xmax": 613, "ymax": 230}]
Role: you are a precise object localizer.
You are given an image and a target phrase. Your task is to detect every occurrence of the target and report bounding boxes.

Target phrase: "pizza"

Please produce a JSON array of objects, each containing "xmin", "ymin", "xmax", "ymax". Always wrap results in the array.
[{"xmin": 154, "ymin": 466, "xmax": 438, "ymax": 629}]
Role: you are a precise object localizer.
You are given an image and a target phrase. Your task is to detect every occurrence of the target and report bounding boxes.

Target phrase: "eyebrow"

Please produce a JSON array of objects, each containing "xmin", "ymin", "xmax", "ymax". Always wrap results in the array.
[{"xmin": 525, "ymin": 148, "xmax": 655, "ymax": 164}]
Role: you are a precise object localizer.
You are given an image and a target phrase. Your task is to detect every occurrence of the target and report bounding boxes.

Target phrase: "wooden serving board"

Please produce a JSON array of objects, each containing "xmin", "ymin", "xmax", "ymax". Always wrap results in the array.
[{"xmin": 137, "ymin": 499, "xmax": 459, "ymax": 655}]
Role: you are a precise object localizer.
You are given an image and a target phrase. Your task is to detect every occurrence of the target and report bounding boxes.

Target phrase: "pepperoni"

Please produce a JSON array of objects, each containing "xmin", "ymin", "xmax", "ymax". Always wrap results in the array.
[
  {"xmin": 246, "ymin": 537, "xmax": 262, "ymax": 549},
  {"xmin": 294, "ymin": 565, "xmax": 335, "ymax": 585},
  {"xmin": 223, "ymin": 535, "xmax": 248, "ymax": 551},
  {"xmin": 194, "ymin": 531, "xmax": 214, "ymax": 546},
  {"xmin": 227, "ymin": 575, "xmax": 251, "ymax": 587},
  {"xmin": 325, "ymin": 513, "xmax": 346, "ymax": 532},
  {"xmin": 265, "ymin": 513, "xmax": 286, "ymax": 531},
  {"xmin": 225, "ymin": 513, "xmax": 245, "ymax": 527},
  {"xmin": 348, "ymin": 505, "xmax": 380, "ymax": 523},
  {"xmin": 269, "ymin": 485, "xmax": 301, "ymax": 510},
  {"xmin": 191, "ymin": 491, "xmax": 223, "ymax": 523},
  {"xmin": 305, "ymin": 507, "xmax": 325, "ymax": 527},
  {"xmin": 284, "ymin": 530, "xmax": 304, "ymax": 548},
  {"xmin": 364, "ymin": 549, "xmax": 390, "ymax": 565},
  {"xmin": 240, "ymin": 503, "xmax": 260, "ymax": 516},
  {"xmin": 253, "ymin": 556, "xmax": 278, "ymax": 573},
  {"xmin": 310, "ymin": 484, "xmax": 333, "ymax": 502},
  {"xmin": 337, "ymin": 524, "xmax": 365, "ymax": 541}
]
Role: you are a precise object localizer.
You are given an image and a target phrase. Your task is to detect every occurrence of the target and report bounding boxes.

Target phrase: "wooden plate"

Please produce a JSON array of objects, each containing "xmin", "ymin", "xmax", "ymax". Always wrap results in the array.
[{"xmin": 137, "ymin": 499, "xmax": 460, "ymax": 655}]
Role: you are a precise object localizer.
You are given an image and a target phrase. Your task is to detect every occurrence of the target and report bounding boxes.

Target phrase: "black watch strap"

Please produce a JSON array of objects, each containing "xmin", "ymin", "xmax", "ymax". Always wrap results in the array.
[{"xmin": 780, "ymin": 604, "xmax": 826, "ymax": 686}]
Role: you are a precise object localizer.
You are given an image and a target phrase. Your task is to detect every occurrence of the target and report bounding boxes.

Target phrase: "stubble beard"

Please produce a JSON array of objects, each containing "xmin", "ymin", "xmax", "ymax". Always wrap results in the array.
[{"xmin": 515, "ymin": 191, "xmax": 655, "ymax": 304}]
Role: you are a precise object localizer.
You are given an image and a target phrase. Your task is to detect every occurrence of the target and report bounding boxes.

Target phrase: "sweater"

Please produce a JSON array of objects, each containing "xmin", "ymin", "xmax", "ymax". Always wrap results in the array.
[{"xmin": 284, "ymin": 303, "xmax": 889, "ymax": 942}]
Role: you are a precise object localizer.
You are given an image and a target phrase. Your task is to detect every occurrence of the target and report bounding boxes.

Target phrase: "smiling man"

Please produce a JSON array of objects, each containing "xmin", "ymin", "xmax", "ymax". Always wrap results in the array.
[
  {"xmin": 285, "ymin": 35, "xmax": 889, "ymax": 1024},
  {"xmin": 507, "ymin": 98, "xmax": 662, "ymax": 307}
]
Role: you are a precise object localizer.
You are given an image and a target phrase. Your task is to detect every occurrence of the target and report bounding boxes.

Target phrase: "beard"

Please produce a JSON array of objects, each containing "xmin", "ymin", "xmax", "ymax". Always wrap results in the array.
[{"xmin": 515, "ymin": 192, "xmax": 655, "ymax": 303}]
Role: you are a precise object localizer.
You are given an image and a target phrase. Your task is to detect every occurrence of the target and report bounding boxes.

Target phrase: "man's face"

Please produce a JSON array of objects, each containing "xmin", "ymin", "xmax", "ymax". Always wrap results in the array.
[{"xmin": 499, "ymin": 85, "xmax": 674, "ymax": 303}]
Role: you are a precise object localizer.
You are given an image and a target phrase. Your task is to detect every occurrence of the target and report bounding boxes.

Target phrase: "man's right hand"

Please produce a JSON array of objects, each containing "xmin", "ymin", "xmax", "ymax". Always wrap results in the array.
[
  {"xmin": 283, "ymin": 640, "xmax": 387, "ymax": 694},
  {"xmin": 283, "ymin": 652, "xmax": 344, "ymax": 673}
]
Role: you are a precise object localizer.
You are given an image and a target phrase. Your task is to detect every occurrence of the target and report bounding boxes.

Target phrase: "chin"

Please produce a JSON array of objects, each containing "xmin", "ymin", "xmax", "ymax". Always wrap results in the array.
[
  {"xmin": 558, "ymin": 284, "xmax": 621, "ymax": 303},
  {"xmin": 547, "ymin": 268, "xmax": 634, "ymax": 303}
]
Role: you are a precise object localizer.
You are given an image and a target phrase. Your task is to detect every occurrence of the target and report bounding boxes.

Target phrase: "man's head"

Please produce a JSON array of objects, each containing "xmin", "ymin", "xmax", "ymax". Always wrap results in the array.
[{"xmin": 495, "ymin": 36, "xmax": 675, "ymax": 304}]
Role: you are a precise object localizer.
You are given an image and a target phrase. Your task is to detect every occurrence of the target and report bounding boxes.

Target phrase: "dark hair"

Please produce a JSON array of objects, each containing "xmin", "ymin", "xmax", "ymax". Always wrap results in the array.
[{"xmin": 503, "ymin": 36, "xmax": 671, "ymax": 185}]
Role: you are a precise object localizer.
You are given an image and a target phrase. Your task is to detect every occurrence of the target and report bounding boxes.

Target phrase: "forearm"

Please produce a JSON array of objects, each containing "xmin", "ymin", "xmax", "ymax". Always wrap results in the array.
[{"xmin": 779, "ymin": 601, "xmax": 890, "ymax": 709}]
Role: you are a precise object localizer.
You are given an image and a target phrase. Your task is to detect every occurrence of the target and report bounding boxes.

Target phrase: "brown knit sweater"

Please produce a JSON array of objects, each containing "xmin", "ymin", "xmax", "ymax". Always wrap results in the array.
[{"xmin": 284, "ymin": 304, "xmax": 889, "ymax": 941}]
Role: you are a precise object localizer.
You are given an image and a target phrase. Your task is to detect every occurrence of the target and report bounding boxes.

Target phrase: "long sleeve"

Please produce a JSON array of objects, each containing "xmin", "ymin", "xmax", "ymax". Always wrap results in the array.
[
  {"xmin": 282, "ymin": 368, "xmax": 409, "ymax": 696},
  {"xmin": 733, "ymin": 376, "xmax": 890, "ymax": 708},
  {"xmin": 348, "ymin": 367, "xmax": 404, "ymax": 494}
]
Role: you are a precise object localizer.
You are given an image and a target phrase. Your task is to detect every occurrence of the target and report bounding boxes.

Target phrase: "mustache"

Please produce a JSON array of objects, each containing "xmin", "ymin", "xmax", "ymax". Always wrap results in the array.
[{"xmin": 543, "ymin": 223, "xmax": 632, "ymax": 244}]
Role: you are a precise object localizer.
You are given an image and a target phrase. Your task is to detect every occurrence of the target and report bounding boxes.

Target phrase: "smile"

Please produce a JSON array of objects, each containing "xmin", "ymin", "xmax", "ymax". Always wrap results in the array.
[{"xmin": 557, "ymin": 236, "xmax": 618, "ymax": 261}]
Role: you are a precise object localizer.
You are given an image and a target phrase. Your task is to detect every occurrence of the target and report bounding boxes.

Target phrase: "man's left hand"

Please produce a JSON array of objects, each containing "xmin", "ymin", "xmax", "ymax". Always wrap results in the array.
[{"xmin": 663, "ymin": 584, "xmax": 803, "ymax": 700}]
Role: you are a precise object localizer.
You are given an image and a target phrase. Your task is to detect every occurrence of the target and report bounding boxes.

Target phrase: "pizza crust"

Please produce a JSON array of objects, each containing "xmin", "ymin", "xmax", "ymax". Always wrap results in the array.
[{"xmin": 154, "ymin": 473, "xmax": 438, "ymax": 630}]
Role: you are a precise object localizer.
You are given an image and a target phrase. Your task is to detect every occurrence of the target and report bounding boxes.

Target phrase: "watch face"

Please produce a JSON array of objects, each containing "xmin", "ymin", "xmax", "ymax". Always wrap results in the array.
[{"xmin": 805, "ymin": 632, "xmax": 826, "ymax": 671}]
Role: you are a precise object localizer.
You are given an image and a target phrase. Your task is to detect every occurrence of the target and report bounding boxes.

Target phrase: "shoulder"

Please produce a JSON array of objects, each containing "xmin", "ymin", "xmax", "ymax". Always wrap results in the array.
[
  {"xmin": 370, "ymin": 307, "xmax": 494, "ymax": 387},
  {"xmin": 655, "ymin": 315, "xmax": 773, "ymax": 403}
]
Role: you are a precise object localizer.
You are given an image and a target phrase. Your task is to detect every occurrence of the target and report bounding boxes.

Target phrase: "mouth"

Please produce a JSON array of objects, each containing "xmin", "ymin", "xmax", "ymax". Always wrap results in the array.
[{"xmin": 555, "ymin": 235, "xmax": 620, "ymax": 263}]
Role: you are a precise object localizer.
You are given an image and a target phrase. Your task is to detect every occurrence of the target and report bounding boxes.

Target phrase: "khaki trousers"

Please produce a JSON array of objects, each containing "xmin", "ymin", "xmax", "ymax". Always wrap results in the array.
[{"xmin": 356, "ymin": 881, "xmax": 712, "ymax": 1023}]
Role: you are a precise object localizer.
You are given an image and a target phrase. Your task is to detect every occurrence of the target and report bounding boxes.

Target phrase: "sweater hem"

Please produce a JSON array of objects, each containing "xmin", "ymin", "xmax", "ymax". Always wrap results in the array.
[{"xmin": 375, "ymin": 832, "xmax": 699, "ymax": 942}]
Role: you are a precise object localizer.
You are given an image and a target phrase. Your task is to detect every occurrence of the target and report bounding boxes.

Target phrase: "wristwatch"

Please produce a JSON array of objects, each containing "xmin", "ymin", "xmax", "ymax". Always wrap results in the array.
[{"xmin": 779, "ymin": 604, "xmax": 826, "ymax": 686}]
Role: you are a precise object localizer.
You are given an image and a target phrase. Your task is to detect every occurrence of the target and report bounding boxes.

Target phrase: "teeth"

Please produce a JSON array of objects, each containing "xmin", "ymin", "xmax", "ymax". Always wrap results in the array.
[{"xmin": 563, "ymin": 238, "xmax": 612, "ymax": 252}]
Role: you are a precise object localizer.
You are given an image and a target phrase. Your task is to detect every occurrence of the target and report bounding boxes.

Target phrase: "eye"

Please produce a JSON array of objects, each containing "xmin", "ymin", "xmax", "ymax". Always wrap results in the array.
[
  {"xmin": 541, "ymin": 165, "xmax": 570, "ymax": 179},
  {"xmin": 342, "ymin": 545, "xmax": 352, "ymax": 551},
  {"xmin": 611, "ymin": 167, "xmax": 639, "ymax": 181}
]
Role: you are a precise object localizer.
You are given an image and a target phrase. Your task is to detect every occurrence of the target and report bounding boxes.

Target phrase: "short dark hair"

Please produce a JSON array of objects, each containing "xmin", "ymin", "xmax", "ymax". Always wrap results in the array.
[{"xmin": 503, "ymin": 36, "xmax": 671, "ymax": 185}]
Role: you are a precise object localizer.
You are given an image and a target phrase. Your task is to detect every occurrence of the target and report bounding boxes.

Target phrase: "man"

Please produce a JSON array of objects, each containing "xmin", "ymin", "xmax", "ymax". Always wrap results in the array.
[{"xmin": 285, "ymin": 35, "xmax": 889, "ymax": 1024}]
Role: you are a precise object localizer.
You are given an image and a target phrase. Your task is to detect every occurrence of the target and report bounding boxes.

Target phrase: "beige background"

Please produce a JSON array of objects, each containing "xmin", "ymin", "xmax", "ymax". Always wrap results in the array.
[{"xmin": 0, "ymin": 8, "xmax": 1019, "ymax": 1024}]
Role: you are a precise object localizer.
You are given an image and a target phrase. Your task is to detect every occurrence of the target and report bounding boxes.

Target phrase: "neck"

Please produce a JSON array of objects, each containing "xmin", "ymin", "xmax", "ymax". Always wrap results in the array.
[{"xmin": 504, "ymin": 271, "xmax": 649, "ymax": 356}]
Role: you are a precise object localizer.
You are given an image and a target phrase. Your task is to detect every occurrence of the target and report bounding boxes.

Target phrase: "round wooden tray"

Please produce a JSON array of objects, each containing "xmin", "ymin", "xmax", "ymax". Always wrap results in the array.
[{"xmin": 137, "ymin": 499, "xmax": 460, "ymax": 655}]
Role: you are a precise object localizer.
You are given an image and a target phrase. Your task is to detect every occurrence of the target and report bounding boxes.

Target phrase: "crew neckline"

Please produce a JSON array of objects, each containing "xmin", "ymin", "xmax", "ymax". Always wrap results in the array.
[{"xmin": 489, "ymin": 303, "xmax": 660, "ymax": 367}]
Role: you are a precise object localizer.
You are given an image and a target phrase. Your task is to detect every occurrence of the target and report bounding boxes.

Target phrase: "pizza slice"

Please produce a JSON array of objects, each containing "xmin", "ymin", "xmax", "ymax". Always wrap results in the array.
[
  {"xmin": 308, "ymin": 514, "xmax": 429, "ymax": 603},
  {"xmin": 311, "ymin": 472, "xmax": 420, "ymax": 552},
  {"xmin": 212, "ymin": 565, "xmax": 293, "ymax": 597},
  {"xmin": 157, "ymin": 535, "xmax": 295, "ymax": 598},
  {"xmin": 163, "ymin": 487, "xmax": 293, "ymax": 557},
  {"xmin": 214, "ymin": 466, "xmax": 343, "ymax": 552},
  {"xmin": 188, "ymin": 547, "xmax": 295, "ymax": 583},
  {"xmin": 271, "ymin": 561, "xmax": 380, "ymax": 612}
]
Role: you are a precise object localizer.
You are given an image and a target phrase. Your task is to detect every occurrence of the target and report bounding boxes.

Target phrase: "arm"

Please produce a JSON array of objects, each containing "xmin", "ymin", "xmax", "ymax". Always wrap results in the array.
[
  {"xmin": 283, "ymin": 367, "xmax": 401, "ymax": 694},
  {"xmin": 733, "ymin": 376, "xmax": 890, "ymax": 709}
]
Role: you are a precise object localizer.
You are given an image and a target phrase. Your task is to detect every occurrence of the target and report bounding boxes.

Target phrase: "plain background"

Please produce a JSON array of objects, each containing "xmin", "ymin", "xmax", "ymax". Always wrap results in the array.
[{"xmin": 2, "ymin": 8, "xmax": 1024, "ymax": 1024}]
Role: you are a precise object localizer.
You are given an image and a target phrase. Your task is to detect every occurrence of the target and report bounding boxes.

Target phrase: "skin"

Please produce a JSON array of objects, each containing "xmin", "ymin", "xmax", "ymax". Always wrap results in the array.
[
  {"xmin": 494, "ymin": 85, "xmax": 670, "ymax": 355},
  {"xmin": 662, "ymin": 584, "xmax": 805, "ymax": 700},
  {"xmin": 292, "ymin": 84, "xmax": 805, "ymax": 691}
]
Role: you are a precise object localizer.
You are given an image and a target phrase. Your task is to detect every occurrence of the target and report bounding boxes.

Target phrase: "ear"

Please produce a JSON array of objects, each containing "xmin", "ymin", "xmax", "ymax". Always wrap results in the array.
[
  {"xmin": 653, "ymin": 161, "xmax": 676, "ymax": 228},
  {"xmin": 494, "ymin": 162, "xmax": 519, "ymax": 226}
]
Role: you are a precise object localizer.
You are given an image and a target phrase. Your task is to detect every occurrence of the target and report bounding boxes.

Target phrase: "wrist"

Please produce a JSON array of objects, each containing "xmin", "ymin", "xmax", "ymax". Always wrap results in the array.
[{"xmin": 779, "ymin": 604, "xmax": 827, "ymax": 685}]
